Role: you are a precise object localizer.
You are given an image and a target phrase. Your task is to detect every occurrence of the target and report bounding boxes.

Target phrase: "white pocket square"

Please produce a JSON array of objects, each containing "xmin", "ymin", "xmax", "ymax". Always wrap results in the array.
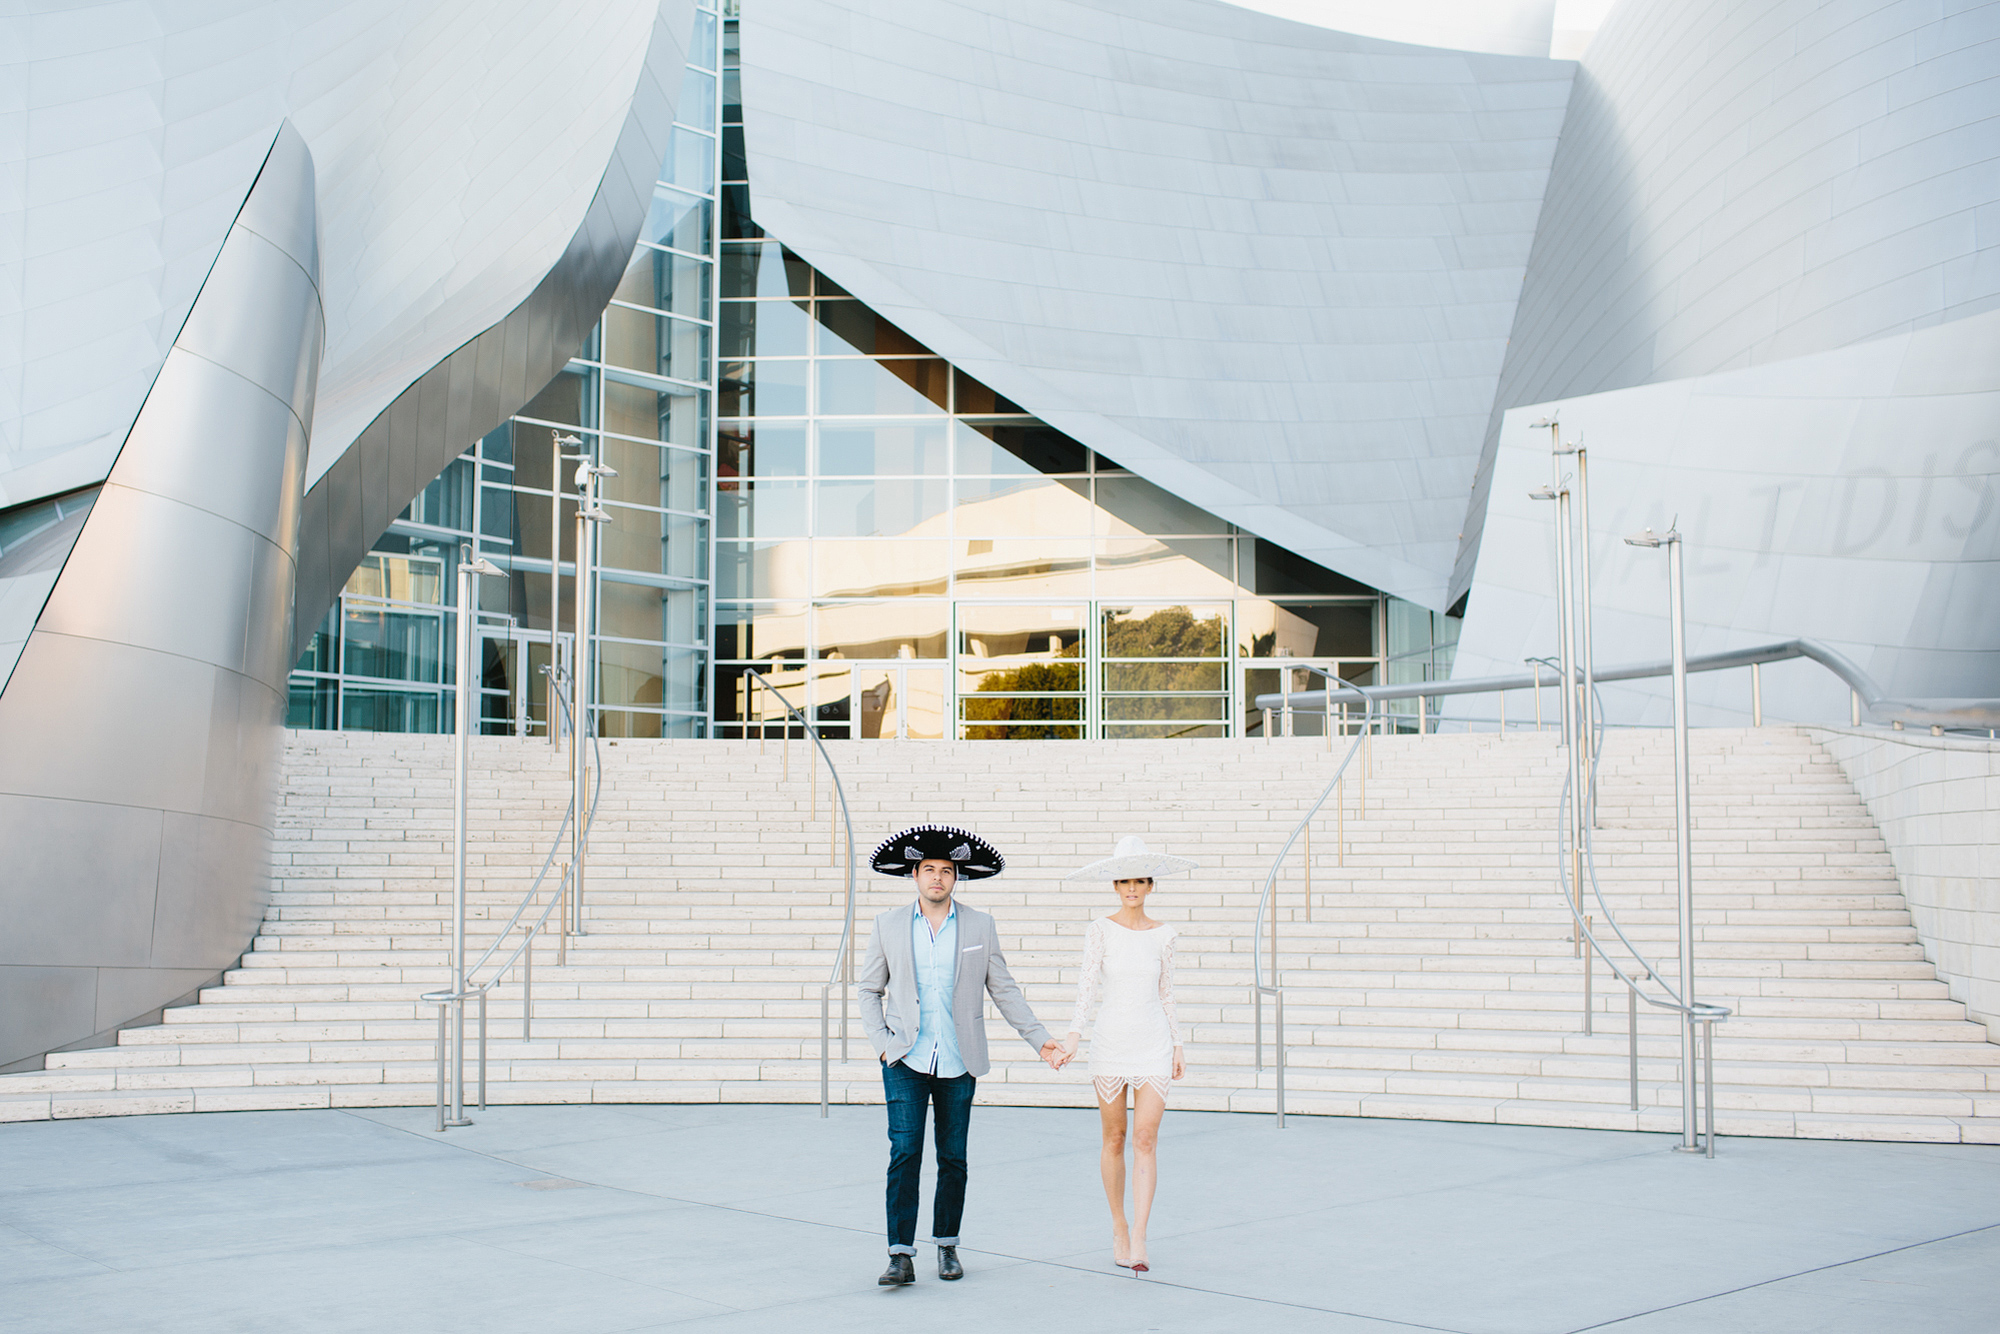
[{"xmin": 961, "ymin": 944, "xmax": 984, "ymax": 952}]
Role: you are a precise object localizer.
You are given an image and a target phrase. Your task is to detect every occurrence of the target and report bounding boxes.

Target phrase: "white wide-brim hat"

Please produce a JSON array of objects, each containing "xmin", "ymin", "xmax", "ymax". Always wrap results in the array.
[{"xmin": 1065, "ymin": 834, "xmax": 1199, "ymax": 882}]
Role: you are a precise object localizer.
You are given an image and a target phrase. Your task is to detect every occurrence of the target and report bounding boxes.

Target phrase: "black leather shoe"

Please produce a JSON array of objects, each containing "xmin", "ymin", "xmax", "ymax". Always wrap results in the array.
[
  {"xmin": 938, "ymin": 1245, "xmax": 963, "ymax": 1280},
  {"xmin": 878, "ymin": 1254, "xmax": 915, "ymax": 1286}
]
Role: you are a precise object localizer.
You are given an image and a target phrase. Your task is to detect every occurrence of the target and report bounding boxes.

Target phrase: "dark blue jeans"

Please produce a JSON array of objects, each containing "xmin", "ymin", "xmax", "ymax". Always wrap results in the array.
[{"xmin": 883, "ymin": 1059, "xmax": 975, "ymax": 1254}]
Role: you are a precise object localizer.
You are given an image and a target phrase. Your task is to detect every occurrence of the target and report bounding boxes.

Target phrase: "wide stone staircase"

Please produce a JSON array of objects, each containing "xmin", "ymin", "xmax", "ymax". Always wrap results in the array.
[{"xmin": 3, "ymin": 727, "xmax": 1996, "ymax": 1143}]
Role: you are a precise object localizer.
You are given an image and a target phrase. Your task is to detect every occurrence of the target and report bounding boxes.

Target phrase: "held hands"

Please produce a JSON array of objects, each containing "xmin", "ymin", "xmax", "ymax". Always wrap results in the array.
[
  {"xmin": 1040, "ymin": 1037, "xmax": 1077, "ymax": 1071},
  {"xmin": 1172, "ymin": 1047, "xmax": 1185, "ymax": 1081}
]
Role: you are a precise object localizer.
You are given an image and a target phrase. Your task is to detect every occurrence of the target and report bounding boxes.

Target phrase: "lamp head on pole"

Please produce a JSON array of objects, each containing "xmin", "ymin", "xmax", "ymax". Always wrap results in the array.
[
  {"xmin": 581, "ymin": 506, "xmax": 613, "ymax": 523},
  {"xmin": 1529, "ymin": 485, "xmax": 1558, "ymax": 502},
  {"xmin": 461, "ymin": 557, "xmax": 504, "ymax": 577},
  {"xmin": 1623, "ymin": 526, "xmax": 1680, "ymax": 549},
  {"xmin": 551, "ymin": 431, "xmax": 582, "ymax": 449}
]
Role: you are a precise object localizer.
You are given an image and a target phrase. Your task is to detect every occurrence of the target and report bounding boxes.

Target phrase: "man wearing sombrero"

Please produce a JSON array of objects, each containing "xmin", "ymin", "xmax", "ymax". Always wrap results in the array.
[{"xmin": 858, "ymin": 823, "xmax": 1066, "ymax": 1287}]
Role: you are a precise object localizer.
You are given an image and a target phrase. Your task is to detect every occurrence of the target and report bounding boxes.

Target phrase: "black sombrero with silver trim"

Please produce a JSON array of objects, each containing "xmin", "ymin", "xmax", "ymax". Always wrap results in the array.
[{"xmin": 868, "ymin": 824, "xmax": 1005, "ymax": 879}]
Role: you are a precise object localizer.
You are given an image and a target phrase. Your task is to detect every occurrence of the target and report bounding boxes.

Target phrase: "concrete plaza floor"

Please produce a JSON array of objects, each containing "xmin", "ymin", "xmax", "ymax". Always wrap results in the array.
[{"xmin": 2, "ymin": 1103, "xmax": 1997, "ymax": 1333}]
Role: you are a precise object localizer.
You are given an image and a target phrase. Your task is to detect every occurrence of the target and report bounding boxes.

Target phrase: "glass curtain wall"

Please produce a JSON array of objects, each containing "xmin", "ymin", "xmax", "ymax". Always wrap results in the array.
[{"xmin": 287, "ymin": 3, "xmax": 723, "ymax": 737}]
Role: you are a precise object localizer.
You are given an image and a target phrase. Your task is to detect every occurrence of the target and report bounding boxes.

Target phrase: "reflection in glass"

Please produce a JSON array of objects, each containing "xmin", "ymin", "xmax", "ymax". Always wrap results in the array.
[
  {"xmin": 1245, "ymin": 538, "xmax": 1374, "ymax": 596},
  {"xmin": 598, "ymin": 708, "xmax": 666, "ymax": 739},
  {"xmin": 642, "ymin": 187, "xmax": 711, "ymax": 255},
  {"xmin": 1104, "ymin": 661, "xmax": 1225, "ymax": 691},
  {"xmin": 595, "ymin": 577, "xmax": 671, "ymax": 640},
  {"xmin": 954, "ymin": 420, "xmax": 1086, "ymax": 474},
  {"xmin": 344, "ymin": 553, "xmax": 443, "ymax": 605},
  {"xmin": 720, "ymin": 240, "xmax": 810, "ymax": 298},
  {"xmin": 816, "ymin": 479, "xmax": 948, "ymax": 537},
  {"xmin": 720, "ymin": 359, "xmax": 807, "ymax": 416},
  {"xmin": 1239, "ymin": 600, "xmax": 1375, "ymax": 659},
  {"xmin": 952, "ymin": 475, "xmax": 1092, "ymax": 535},
  {"xmin": 341, "ymin": 687, "xmax": 441, "ymax": 733},
  {"xmin": 720, "ymin": 299, "xmax": 809, "ymax": 358},
  {"xmin": 1102, "ymin": 693, "xmax": 1228, "ymax": 721},
  {"xmin": 597, "ymin": 639, "xmax": 667, "ymax": 708},
  {"xmin": 815, "ymin": 302, "xmax": 930, "ymax": 356},
  {"xmin": 1095, "ymin": 475, "xmax": 1229, "ymax": 536},
  {"xmin": 1100, "ymin": 604, "xmax": 1228, "ymax": 659},
  {"xmin": 604, "ymin": 378, "xmax": 704, "ymax": 447},
  {"xmin": 716, "ymin": 479, "xmax": 809, "ymax": 538},
  {"xmin": 719, "ymin": 422, "xmax": 808, "ymax": 479},
  {"xmin": 714, "ymin": 601, "xmax": 808, "ymax": 659},
  {"xmin": 604, "ymin": 306, "xmax": 707, "ymax": 383},
  {"xmin": 818, "ymin": 420, "xmax": 949, "ymax": 475},
  {"xmin": 616, "ymin": 246, "xmax": 709, "ymax": 317},
  {"xmin": 670, "ymin": 126, "xmax": 714, "ymax": 194},
  {"xmin": 811, "ymin": 540, "xmax": 948, "ymax": 597},
  {"xmin": 954, "ymin": 538, "xmax": 1091, "ymax": 596},
  {"xmin": 817, "ymin": 358, "xmax": 946, "ymax": 415},
  {"xmin": 714, "ymin": 540, "xmax": 807, "ymax": 598},
  {"xmin": 814, "ymin": 600, "xmax": 948, "ymax": 659},
  {"xmin": 1093, "ymin": 538, "xmax": 1237, "ymax": 597},
  {"xmin": 287, "ymin": 676, "xmax": 337, "ymax": 729},
  {"xmin": 951, "ymin": 370, "xmax": 1023, "ymax": 415},
  {"xmin": 519, "ymin": 366, "xmax": 595, "ymax": 430}
]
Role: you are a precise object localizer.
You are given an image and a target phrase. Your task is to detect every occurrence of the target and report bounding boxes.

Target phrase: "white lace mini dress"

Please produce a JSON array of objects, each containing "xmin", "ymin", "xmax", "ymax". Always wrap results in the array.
[{"xmin": 1068, "ymin": 917, "xmax": 1181, "ymax": 1103}]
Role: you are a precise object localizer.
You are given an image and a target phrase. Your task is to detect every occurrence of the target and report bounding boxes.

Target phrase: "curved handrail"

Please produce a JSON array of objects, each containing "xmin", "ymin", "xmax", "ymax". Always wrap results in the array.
[
  {"xmin": 1250, "ymin": 669, "xmax": 1383, "ymax": 1127},
  {"xmin": 742, "ymin": 669, "xmax": 858, "ymax": 1119},
  {"xmin": 1256, "ymin": 637, "xmax": 2000, "ymax": 730},
  {"xmin": 421, "ymin": 665, "xmax": 602, "ymax": 1009}
]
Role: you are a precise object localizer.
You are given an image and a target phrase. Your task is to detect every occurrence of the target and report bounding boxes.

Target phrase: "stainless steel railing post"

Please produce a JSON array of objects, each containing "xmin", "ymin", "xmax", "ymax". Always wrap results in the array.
[
  {"xmin": 1627, "ymin": 979, "xmax": 1639, "ymax": 1111},
  {"xmin": 1703, "ymin": 1017, "xmax": 1717, "ymax": 1158},
  {"xmin": 523, "ymin": 925, "xmax": 533, "ymax": 1041},
  {"xmin": 1274, "ymin": 989, "xmax": 1286, "ymax": 1129},
  {"xmin": 434, "ymin": 1004, "xmax": 448, "ymax": 1132},
  {"xmin": 1752, "ymin": 661, "xmax": 1762, "ymax": 727},
  {"xmin": 478, "ymin": 989, "xmax": 488, "ymax": 1111},
  {"xmin": 1583, "ymin": 914, "xmax": 1593, "ymax": 1035}
]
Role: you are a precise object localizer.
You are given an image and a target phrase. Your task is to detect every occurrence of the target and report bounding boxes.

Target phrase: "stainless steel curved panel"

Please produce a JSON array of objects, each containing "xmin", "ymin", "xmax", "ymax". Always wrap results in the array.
[
  {"xmin": 94, "ymin": 349, "xmax": 311, "ymax": 551},
  {"xmin": 290, "ymin": 1, "xmax": 695, "ymax": 649},
  {"xmin": 0, "ymin": 794, "xmax": 163, "ymax": 968},
  {"xmin": 35, "ymin": 487, "xmax": 266, "ymax": 679},
  {"xmin": 0, "ymin": 634, "xmax": 225, "ymax": 816},
  {"xmin": 174, "ymin": 227, "xmax": 324, "ymax": 427},
  {"xmin": 0, "ymin": 122, "xmax": 322, "ymax": 1067},
  {"xmin": 1452, "ymin": 0, "xmax": 2000, "ymax": 602},
  {"xmin": 739, "ymin": 0, "xmax": 1572, "ymax": 607}
]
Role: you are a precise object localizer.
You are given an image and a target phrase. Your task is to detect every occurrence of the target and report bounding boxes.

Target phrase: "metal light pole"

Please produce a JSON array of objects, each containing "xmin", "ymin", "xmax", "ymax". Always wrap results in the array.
[
  {"xmin": 550, "ymin": 432, "xmax": 584, "ymax": 749},
  {"xmin": 1626, "ymin": 525, "xmax": 1700, "ymax": 1152},
  {"xmin": 1549, "ymin": 428, "xmax": 1597, "ymax": 826},
  {"xmin": 451, "ymin": 549, "xmax": 503, "ymax": 1127},
  {"xmin": 568, "ymin": 455, "xmax": 616, "ymax": 934},
  {"xmin": 1530, "ymin": 479, "xmax": 1582, "ymax": 950}
]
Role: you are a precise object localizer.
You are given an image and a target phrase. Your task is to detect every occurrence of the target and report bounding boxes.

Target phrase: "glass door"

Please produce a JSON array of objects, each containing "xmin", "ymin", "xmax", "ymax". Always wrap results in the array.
[
  {"xmin": 839, "ymin": 661, "xmax": 948, "ymax": 739},
  {"xmin": 481, "ymin": 629, "xmax": 573, "ymax": 737},
  {"xmin": 1240, "ymin": 657, "xmax": 1379, "ymax": 737}
]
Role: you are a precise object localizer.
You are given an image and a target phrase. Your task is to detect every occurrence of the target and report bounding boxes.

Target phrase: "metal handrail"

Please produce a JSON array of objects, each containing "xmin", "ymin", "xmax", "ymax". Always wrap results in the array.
[
  {"xmin": 420, "ymin": 664, "xmax": 603, "ymax": 1130},
  {"xmin": 742, "ymin": 669, "xmax": 858, "ymax": 1119},
  {"xmin": 1552, "ymin": 676, "xmax": 1729, "ymax": 1154},
  {"xmin": 1255, "ymin": 636, "xmax": 2000, "ymax": 730},
  {"xmin": 1251, "ymin": 669, "xmax": 1384, "ymax": 1128}
]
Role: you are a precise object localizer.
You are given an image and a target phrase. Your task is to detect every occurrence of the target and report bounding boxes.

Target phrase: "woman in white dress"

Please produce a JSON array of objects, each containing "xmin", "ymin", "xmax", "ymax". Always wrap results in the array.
[{"xmin": 1060, "ymin": 835, "xmax": 1197, "ymax": 1274}]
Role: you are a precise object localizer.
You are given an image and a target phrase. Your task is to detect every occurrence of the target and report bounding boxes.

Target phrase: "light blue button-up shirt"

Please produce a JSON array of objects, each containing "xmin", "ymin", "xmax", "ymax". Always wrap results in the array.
[{"xmin": 904, "ymin": 901, "xmax": 965, "ymax": 1077}]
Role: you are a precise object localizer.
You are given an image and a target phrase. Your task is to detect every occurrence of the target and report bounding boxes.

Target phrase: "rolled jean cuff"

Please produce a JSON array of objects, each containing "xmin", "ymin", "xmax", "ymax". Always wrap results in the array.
[
  {"xmin": 932, "ymin": 1235, "xmax": 960, "ymax": 1246},
  {"xmin": 888, "ymin": 1244, "xmax": 918, "ymax": 1256}
]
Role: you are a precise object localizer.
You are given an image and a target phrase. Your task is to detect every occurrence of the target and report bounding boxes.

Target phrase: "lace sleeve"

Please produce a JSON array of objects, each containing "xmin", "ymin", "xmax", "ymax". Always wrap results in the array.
[
  {"xmin": 1068, "ymin": 920, "xmax": 1104, "ymax": 1034},
  {"xmin": 1159, "ymin": 929, "xmax": 1182, "ymax": 1046}
]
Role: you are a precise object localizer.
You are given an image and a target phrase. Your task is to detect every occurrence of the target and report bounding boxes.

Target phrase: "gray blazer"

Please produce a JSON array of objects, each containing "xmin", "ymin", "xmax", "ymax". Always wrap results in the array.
[{"xmin": 857, "ymin": 899, "xmax": 1052, "ymax": 1078}]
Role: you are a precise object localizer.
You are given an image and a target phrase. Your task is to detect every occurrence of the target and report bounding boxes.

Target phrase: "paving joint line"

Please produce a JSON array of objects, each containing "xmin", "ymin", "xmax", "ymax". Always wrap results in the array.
[
  {"xmin": 1563, "ymin": 1219, "xmax": 2000, "ymax": 1333},
  {"xmin": 347, "ymin": 1109, "xmax": 1474, "ymax": 1331}
]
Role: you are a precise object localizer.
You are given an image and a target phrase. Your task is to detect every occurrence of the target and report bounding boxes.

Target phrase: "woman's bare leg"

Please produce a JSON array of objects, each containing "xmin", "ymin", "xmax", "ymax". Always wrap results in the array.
[
  {"xmin": 1128, "ymin": 1083, "xmax": 1167, "ymax": 1264},
  {"xmin": 1097, "ymin": 1085, "xmax": 1130, "ymax": 1261}
]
